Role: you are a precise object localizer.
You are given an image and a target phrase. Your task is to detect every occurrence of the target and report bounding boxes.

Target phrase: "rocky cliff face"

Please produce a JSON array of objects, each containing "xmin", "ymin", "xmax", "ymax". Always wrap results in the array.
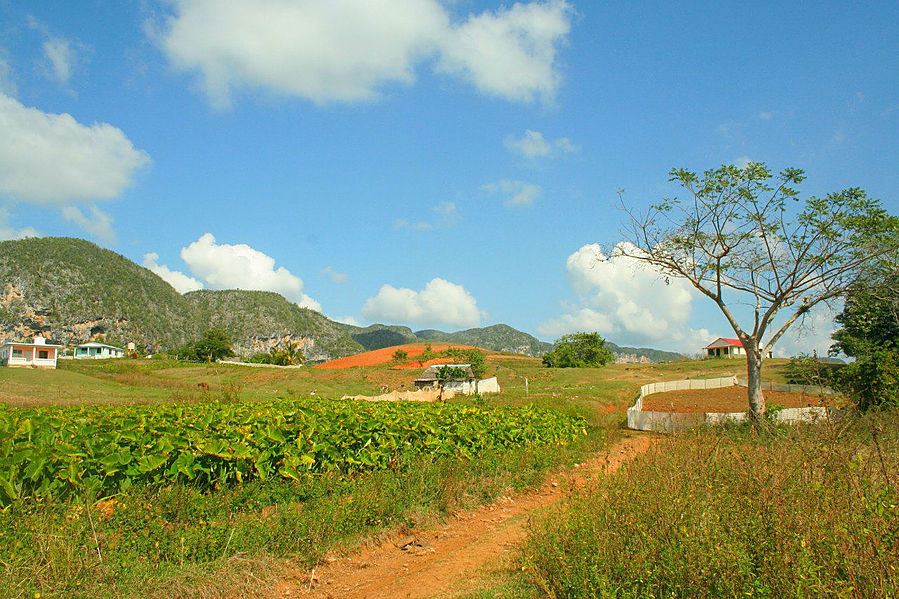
[{"xmin": 0, "ymin": 238, "xmax": 361, "ymax": 360}]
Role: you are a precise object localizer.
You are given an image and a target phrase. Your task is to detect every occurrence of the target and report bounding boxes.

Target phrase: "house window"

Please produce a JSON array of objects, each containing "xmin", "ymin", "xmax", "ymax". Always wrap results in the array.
[
  {"xmin": 38, "ymin": 350, "xmax": 49, "ymax": 359},
  {"xmin": 12, "ymin": 348, "xmax": 23, "ymax": 357}
]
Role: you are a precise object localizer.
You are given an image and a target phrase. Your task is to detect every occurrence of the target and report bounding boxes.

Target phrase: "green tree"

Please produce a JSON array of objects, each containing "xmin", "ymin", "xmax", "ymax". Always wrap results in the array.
[
  {"xmin": 392, "ymin": 349, "xmax": 409, "ymax": 363},
  {"xmin": 435, "ymin": 365, "xmax": 469, "ymax": 381},
  {"xmin": 619, "ymin": 163, "xmax": 899, "ymax": 417},
  {"xmin": 420, "ymin": 343, "xmax": 436, "ymax": 363},
  {"xmin": 178, "ymin": 329, "xmax": 235, "ymax": 363},
  {"xmin": 542, "ymin": 332, "xmax": 614, "ymax": 368},
  {"xmin": 831, "ymin": 270, "xmax": 899, "ymax": 358},
  {"xmin": 829, "ymin": 267, "xmax": 899, "ymax": 409}
]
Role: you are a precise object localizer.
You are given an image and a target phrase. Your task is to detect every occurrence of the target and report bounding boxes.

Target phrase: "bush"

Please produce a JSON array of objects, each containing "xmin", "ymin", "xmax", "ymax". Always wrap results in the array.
[
  {"xmin": 542, "ymin": 332, "xmax": 614, "ymax": 368},
  {"xmin": 176, "ymin": 329, "xmax": 234, "ymax": 363},
  {"xmin": 787, "ymin": 352, "xmax": 899, "ymax": 411},
  {"xmin": 838, "ymin": 350, "xmax": 899, "ymax": 410}
]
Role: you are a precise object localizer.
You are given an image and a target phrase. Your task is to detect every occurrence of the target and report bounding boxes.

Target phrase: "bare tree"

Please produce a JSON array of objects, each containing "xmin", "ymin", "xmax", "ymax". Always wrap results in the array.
[{"xmin": 618, "ymin": 162, "xmax": 898, "ymax": 417}]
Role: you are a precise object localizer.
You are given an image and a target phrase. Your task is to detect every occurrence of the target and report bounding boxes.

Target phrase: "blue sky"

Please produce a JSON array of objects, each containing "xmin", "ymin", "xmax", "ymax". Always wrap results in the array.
[{"xmin": 0, "ymin": 0, "xmax": 896, "ymax": 356}]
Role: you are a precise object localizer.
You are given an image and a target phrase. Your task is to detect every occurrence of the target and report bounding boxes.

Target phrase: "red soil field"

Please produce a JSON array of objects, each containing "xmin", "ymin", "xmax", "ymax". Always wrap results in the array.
[
  {"xmin": 641, "ymin": 386, "xmax": 837, "ymax": 413},
  {"xmin": 313, "ymin": 343, "xmax": 482, "ymax": 370}
]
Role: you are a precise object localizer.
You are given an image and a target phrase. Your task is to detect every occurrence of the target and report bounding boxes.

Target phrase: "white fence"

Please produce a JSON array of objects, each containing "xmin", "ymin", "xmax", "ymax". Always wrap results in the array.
[{"xmin": 627, "ymin": 376, "xmax": 836, "ymax": 432}]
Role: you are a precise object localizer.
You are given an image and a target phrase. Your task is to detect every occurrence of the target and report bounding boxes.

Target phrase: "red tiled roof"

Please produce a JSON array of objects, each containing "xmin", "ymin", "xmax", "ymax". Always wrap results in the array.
[{"xmin": 703, "ymin": 337, "xmax": 743, "ymax": 349}]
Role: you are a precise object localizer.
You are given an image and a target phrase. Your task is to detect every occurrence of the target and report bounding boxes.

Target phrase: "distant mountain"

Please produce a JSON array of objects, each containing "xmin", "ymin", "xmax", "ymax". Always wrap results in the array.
[
  {"xmin": 184, "ymin": 290, "xmax": 362, "ymax": 361},
  {"xmin": 415, "ymin": 324, "xmax": 554, "ymax": 356},
  {"xmin": 0, "ymin": 237, "xmax": 360, "ymax": 360},
  {"xmin": 0, "ymin": 237, "xmax": 196, "ymax": 349},
  {"xmin": 605, "ymin": 341, "xmax": 684, "ymax": 364},
  {"xmin": 340, "ymin": 323, "xmax": 420, "ymax": 351}
]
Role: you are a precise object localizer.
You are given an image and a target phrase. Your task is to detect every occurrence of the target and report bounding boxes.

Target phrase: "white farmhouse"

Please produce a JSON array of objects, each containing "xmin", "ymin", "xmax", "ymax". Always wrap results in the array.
[
  {"xmin": 73, "ymin": 342, "xmax": 126, "ymax": 359},
  {"xmin": 704, "ymin": 338, "xmax": 773, "ymax": 359}
]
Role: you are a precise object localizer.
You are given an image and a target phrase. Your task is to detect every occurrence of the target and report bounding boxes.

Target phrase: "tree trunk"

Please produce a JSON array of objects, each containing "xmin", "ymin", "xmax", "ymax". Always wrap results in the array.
[{"xmin": 745, "ymin": 340, "xmax": 766, "ymax": 419}]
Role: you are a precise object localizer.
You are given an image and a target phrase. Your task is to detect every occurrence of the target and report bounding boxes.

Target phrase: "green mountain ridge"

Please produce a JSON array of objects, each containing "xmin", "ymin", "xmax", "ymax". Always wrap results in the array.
[{"xmin": 0, "ymin": 237, "xmax": 360, "ymax": 360}]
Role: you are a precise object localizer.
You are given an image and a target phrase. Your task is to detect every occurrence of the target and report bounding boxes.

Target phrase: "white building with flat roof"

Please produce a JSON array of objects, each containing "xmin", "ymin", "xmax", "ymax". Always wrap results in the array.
[{"xmin": 73, "ymin": 342, "xmax": 126, "ymax": 359}]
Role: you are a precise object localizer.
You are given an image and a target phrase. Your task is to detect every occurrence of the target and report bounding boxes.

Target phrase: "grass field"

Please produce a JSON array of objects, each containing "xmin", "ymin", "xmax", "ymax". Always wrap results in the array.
[{"xmin": 0, "ymin": 354, "xmax": 815, "ymax": 598}]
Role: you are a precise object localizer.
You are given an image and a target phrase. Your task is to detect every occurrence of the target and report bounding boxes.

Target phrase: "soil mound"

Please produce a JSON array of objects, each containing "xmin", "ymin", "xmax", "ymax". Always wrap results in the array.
[{"xmin": 314, "ymin": 343, "xmax": 481, "ymax": 370}]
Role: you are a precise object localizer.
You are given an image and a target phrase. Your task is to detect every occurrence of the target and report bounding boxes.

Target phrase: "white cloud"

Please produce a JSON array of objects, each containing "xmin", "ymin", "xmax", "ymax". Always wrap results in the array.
[
  {"xmin": 180, "ymin": 233, "xmax": 321, "ymax": 311},
  {"xmin": 0, "ymin": 93, "xmax": 150, "ymax": 203},
  {"xmin": 334, "ymin": 315, "xmax": 361, "ymax": 326},
  {"xmin": 321, "ymin": 265, "xmax": 347, "ymax": 283},
  {"xmin": 537, "ymin": 242, "xmax": 712, "ymax": 352},
  {"xmin": 733, "ymin": 156, "xmax": 753, "ymax": 169},
  {"xmin": 759, "ymin": 111, "xmax": 773, "ymax": 121},
  {"xmin": 156, "ymin": 0, "xmax": 571, "ymax": 107},
  {"xmin": 61, "ymin": 205, "xmax": 116, "ymax": 245},
  {"xmin": 504, "ymin": 129, "xmax": 579, "ymax": 159},
  {"xmin": 435, "ymin": 1, "xmax": 571, "ymax": 103},
  {"xmin": 362, "ymin": 277, "xmax": 485, "ymax": 328},
  {"xmin": 0, "ymin": 207, "xmax": 38, "ymax": 240},
  {"xmin": 482, "ymin": 180, "xmax": 541, "ymax": 207},
  {"xmin": 142, "ymin": 252, "xmax": 204, "ymax": 294},
  {"xmin": 42, "ymin": 38, "xmax": 74, "ymax": 85},
  {"xmin": 395, "ymin": 200, "xmax": 459, "ymax": 230}
]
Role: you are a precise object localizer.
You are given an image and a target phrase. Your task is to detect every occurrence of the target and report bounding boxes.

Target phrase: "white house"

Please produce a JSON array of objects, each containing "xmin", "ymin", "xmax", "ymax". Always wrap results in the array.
[
  {"xmin": 704, "ymin": 338, "xmax": 773, "ymax": 359},
  {"xmin": 0, "ymin": 337, "xmax": 62, "ymax": 368},
  {"xmin": 413, "ymin": 363, "xmax": 501, "ymax": 395},
  {"xmin": 73, "ymin": 342, "xmax": 126, "ymax": 359}
]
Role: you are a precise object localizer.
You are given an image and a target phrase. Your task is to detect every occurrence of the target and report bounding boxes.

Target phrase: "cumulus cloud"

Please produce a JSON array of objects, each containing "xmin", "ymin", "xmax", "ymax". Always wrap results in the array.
[
  {"xmin": 435, "ymin": 1, "xmax": 571, "ymax": 103},
  {"xmin": 180, "ymin": 233, "xmax": 321, "ymax": 311},
  {"xmin": 334, "ymin": 315, "xmax": 361, "ymax": 326},
  {"xmin": 61, "ymin": 205, "xmax": 116, "ymax": 244},
  {"xmin": 733, "ymin": 156, "xmax": 753, "ymax": 169},
  {"xmin": 142, "ymin": 252, "xmax": 204, "ymax": 294},
  {"xmin": 321, "ymin": 265, "xmax": 347, "ymax": 283},
  {"xmin": 0, "ymin": 93, "xmax": 150, "ymax": 203},
  {"xmin": 0, "ymin": 207, "xmax": 39, "ymax": 240},
  {"xmin": 362, "ymin": 277, "xmax": 485, "ymax": 328},
  {"xmin": 537, "ymin": 242, "xmax": 712, "ymax": 352},
  {"xmin": 156, "ymin": 0, "xmax": 571, "ymax": 107},
  {"xmin": 504, "ymin": 129, "xmax": 579, "ymax": 159},
  {"xmin": 482, "ymin": 180, "xmax": 541, "ymax": 207}
]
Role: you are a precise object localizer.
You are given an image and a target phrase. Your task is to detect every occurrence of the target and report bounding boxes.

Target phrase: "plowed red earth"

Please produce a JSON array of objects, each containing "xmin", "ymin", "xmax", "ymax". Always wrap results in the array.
[
  {"xmin": 314, "ymin": 344, "xmax": 482, "ymax": 370},
  {"xmin": 642, "ymin": 386, "xmax": 836, "ymax": 413}
]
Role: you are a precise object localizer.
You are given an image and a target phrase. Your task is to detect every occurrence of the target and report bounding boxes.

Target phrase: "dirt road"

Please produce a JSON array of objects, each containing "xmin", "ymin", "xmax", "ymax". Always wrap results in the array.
[{"xmin": 280, "ymin": 433, "xmax": 656, "ymax": 599}]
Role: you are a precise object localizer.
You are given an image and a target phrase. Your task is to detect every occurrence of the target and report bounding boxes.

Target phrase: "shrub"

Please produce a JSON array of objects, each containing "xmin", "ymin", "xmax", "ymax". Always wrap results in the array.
[
  {"xmin": 838, "ymin": 350, "xmax": 899, "ymax": 410},
  {"xmin": 542, "ymin": 332, "xmax": 614, "ymax": 368}
]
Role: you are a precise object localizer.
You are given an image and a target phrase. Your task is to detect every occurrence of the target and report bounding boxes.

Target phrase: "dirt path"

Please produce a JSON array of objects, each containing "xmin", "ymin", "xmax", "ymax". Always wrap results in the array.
[{"xmin": 280, "ymin": 433, "xmax": 657, "ymax": 599}]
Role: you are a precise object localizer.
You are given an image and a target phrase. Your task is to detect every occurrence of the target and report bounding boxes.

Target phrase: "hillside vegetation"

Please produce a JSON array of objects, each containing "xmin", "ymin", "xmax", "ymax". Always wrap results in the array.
[
  {"xmin": 183, "ymin": 289, "xmax": 361, "ymax": 361},
  {"xmin": 0, "ymin": 237, "xmax": 361, "ymax": 360},
  {"xmin": 0, "ymin": 237, "xmax": 196, "ymax": 349}
]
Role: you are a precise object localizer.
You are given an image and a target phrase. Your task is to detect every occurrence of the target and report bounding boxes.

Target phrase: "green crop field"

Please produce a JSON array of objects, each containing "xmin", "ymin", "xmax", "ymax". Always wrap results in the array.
[{"xmin": 0, "ymin": 354, "xmax": 797, "ymax": 598}]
